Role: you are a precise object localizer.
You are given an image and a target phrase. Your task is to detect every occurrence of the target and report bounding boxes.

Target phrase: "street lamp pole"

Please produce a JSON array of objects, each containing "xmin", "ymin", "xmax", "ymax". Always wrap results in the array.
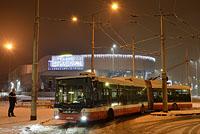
[
  {"xmin": 31, "ymin": 0, "xmax": 39, "ymax": 120},
  {"xmin": 111, "ymin": 44, "xmax": 117, "ymax": 76},
  {"xmin": 132, "ymin": 36, "xmax": 135, "ymax": 78},
  {"xmin": 195, "ymin": 61, "xmax": 198, "ymax": 95},
  {"xmin": 91, "ymin": 15, "xmax": 95, "ymax": 74},
  {"xmin": 111, "ymin": 47, "xmax": 115, "ymax": 75},
  {"xmin": 185, "ymin": 48, "xmax": 189, "ymax": 85},
  {"xmin": 8, "ymin": 55, "xmax": 11, "ymax": 85},
  {"xmin": 160, "ymin": 13, "xmax": 168, "ymax": 112}
]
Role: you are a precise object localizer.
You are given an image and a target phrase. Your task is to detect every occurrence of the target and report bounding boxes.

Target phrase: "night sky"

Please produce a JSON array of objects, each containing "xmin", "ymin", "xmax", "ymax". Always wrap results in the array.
[{"xmin": 0, "ymin": 0, "xmax": 200, "ymax": 84}]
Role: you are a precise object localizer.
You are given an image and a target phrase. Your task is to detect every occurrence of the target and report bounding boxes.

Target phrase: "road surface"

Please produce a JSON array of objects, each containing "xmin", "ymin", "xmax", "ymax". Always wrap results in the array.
[
  {"xmin": 5, "ymin": 114, "xmax": 200, "ymax": 134},
  {"xmin": 1, "ymin": 102, "xmax": 200, "ymax": 134}
]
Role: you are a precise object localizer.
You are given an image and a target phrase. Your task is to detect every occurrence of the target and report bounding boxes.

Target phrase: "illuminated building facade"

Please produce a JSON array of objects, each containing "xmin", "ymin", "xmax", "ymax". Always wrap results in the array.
[{"xmin": 9, "ymin": 54, "xmax": 156, "ymax": 94}]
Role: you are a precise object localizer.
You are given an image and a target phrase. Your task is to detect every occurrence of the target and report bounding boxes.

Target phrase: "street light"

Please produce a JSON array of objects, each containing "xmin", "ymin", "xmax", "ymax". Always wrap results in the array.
[
  {"xmin": 111, "ymin": 2, "xmax": 119, "ymax": 11},
  {"xmin": 4, "ymin": 43, "xmax": 13, "ymax": 50},
  {"xmin": 71, "ymin": 16, "xmax": 78, "ymax": 23},
  {"xmin": 74, "ymin": 2, "xmax": 119, "ymax": 74},
  {"xmin": 111, "ymin": 44, "xmax": 117, "ymax": 76},
  {"xmin": 112, "ymin": 44, "xmax": 117, "ymax": 48}
]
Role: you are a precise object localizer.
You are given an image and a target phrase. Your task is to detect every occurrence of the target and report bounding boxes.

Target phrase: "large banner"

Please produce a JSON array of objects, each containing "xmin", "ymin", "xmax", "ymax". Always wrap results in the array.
[{"xmin": 48, "ymin": 55, "xmax": 84, "ymax": 70}]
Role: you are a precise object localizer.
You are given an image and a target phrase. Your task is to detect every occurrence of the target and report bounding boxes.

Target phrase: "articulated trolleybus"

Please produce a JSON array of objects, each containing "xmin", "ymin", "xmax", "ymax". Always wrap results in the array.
[{"xmin": 54, "ymin": 74, "xmax": 192, "ymax": 123}]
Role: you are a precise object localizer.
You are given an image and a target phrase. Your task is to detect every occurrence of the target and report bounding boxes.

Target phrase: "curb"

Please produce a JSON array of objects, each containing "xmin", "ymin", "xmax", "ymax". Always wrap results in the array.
[
  {"xmin": 40, "ymin": 118, "xmax": 53, "ymax": 125},
  {"xmin": 151, "ymin": 112, "xmax": 200, "ymax": 116}
]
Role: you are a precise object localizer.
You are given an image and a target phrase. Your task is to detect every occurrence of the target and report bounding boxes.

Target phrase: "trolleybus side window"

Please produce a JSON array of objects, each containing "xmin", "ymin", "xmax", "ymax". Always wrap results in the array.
[
  {"xmin": 111, "ymin": 84, "xmax": 118, "ymax": 104},
  {"xmin": 153, "ymin": 88, "xmax": 191, "ymax": 102},
  {"xmin": 129, "ymin": 87, "xmax": 147, "ymax": 104},
  {"xmin": 168, "ymin": 89, "xmax": 191, "ymax": 102},
  {"xmin": 153, "ymin": 89, "xmax": 162, "ymax": 102},
  {"xmin": 95, "ymin": 84, "xmax": 149, "ymax": 105},
  {"xmin": 57, "ymin": 85, "xmax": 64, "ymax": 103}
]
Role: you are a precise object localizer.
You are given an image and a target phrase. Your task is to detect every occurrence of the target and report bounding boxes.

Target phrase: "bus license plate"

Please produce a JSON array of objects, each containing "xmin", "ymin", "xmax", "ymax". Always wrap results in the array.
[{"xmin": 66, "ymin": 117, "xmax": 74, "ymax": 120}]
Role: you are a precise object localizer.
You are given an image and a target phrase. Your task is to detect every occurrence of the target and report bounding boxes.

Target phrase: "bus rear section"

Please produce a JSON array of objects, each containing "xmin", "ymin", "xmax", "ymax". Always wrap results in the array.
[{"xmin": 152, "ymin": 85, "xmax": 192, "ymax": 111}]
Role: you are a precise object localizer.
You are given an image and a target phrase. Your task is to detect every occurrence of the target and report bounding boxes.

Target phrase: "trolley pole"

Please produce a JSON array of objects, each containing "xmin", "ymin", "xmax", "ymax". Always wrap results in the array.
[
  {"xmin": 91, "ymin": 15, "xmax": 95, "ymax": 74},
  {"xmin": 132, "ymin": 36, "xmax": 135, "ymax": 78},
  {"xmin": 31, "ymin": 0, "xmax": 39, "ymax": 120},
  {"xmin": 160, "ymin": 13, "xmax": 168, "ymax": 112}
]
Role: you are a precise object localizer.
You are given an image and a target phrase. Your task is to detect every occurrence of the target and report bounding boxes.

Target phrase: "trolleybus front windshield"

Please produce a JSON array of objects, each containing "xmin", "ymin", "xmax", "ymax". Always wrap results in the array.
[{"xmin": 55, "ymin": 77, "xmax": 92, "ymax": 106}]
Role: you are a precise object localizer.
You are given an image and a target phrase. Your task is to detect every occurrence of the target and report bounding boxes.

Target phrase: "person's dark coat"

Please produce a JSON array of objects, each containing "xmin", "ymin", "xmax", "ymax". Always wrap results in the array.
[{"xmin": 8, "ymin": 91, "xmax": 17, "ymax": 117}]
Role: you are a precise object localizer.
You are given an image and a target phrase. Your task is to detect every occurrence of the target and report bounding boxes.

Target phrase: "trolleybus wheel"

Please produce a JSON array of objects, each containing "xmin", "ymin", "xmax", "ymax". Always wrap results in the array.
[
  {"xmin": 172, "ymin": 103, "xmax": 179, "ymax": 110},
  {"xmin": 107, "ymin": 108, "xmax": 114, "ymax": 121},
  {"xmin": 140, "ymin": 104, "xmax": 145, "ymax": 114}
]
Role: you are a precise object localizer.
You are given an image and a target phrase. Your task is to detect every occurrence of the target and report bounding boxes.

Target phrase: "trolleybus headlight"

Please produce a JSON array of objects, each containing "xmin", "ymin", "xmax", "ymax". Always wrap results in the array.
[
  {"xmin": 81, "ymin": 116, "xmax": 87, "ymax": 122},
  {"xmin": 55, "ymin": 115, "xmax": 59, "ymax": 119}
]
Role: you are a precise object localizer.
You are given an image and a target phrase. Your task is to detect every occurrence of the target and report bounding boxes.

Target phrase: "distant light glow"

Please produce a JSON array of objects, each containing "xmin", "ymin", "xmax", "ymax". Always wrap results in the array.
[
  {"xmin": 4, "ymin": 43, "xmax": 13, "ymax": 50},
  {"xmin": 48, "ymin": 54, "xmax": 155, "ymax": 71},
  {"xmin": 48, "ymin": 55, "xmax": 84, "ymax": 70},
  {"xmin": 105, "ymin": 82, "xmax": 110, "ymax": 87},
  {"xmin": 167, "ymin": 80, "xmax": 172, "ymax": 86},
  {"xmin": 55, "ymin": 115, "xmax": 59, "ymax": 119},
  {"xmin": 82, "ymin": 54, "xmax": 156, "ymax": 62},
  {"xmin": 0, "ymin": 92, "xmax": 8, "ymax": 97},
  {"xmin": 71, "ymin": 16, "xmax": 78, "ymax": 22},
  {"xmin": 85, "ymin": 69, "xmax": 91, "ymax": 73},
  {"xmin": 111, "ymin": 2, "xmax": 119, "ymax": 11},
  {"xmin": 111, "ymin": 102, "xmax": 119, "ymax": 107},
  {"xmin": 68, "ymin": 91, "xmax": 74, "ymax": 94},
  {"xmin": 17, "ymin": 80, "xmax": 21, "ymax": 91},
  {"xmin": 10, "ymin": 82, "xmax": 14, "ymax": 89},
  {"xmin": 113, "ymin": 44, "xmax": 117, "ymax": 48}
]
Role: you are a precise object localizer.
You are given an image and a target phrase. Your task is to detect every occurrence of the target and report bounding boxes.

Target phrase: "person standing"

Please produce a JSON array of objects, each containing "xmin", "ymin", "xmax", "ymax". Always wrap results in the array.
[{"xmin": 8, "ymin": 88, "xmax": 17, "ymax": 117}]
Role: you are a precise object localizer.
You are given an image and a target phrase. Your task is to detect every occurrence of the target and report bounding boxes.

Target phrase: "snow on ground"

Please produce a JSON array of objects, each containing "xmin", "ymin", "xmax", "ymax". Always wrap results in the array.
[
  {"xmin": 0, "ymin": 102, "xmax": 88, "ymax": 134},
  {"xmin": 1, "ymin": 101, "xmax": 200, "ymax": 134},
  {"xmin": 0, "ymin": 102, "xmax": 55, "ymax": 133},
  {"xmin": 20, "ymin": 124, "xmax": 88, "ymax": 134}
]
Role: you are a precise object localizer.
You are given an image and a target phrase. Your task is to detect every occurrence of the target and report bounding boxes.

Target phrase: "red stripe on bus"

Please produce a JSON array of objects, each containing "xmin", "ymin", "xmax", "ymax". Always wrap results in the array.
[
  {"xmin": 153, "ymin": 103, "xmax": 192, "ymax": 110},
  {"xmin": 114, "ymin": 106, "xmax": 140, "ymax": 116}
]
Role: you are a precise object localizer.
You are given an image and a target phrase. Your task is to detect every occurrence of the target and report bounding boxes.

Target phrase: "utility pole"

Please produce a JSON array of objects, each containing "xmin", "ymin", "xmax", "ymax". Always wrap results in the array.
[
  {"xmin": 185, "ymin": 48, "xmax": 189, "ymax": 85},
  {"xmin": 111, "ymin": 48, "xmax": 115, "ymax": 75},
  {"xmin": 91, "ymin": 15, "xmax": 95, "ymax": 74},
  {"xmin": 132, "ymin": 36, "xmax": 135, "ymax": 78},
  {"xmin": 195, "ymin": 61, "xmax": 198, "ymax": 95},
  {"xmin": 8, "ymin": 55, "xmax": 11, "ymax": 87},
  {"xmin": 31, "ymin": 0, "xmax": 39, "ymax": 120},
  {"xmin": 160, "ymin": 12, "xmax": 168, "ymax": 112}
]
